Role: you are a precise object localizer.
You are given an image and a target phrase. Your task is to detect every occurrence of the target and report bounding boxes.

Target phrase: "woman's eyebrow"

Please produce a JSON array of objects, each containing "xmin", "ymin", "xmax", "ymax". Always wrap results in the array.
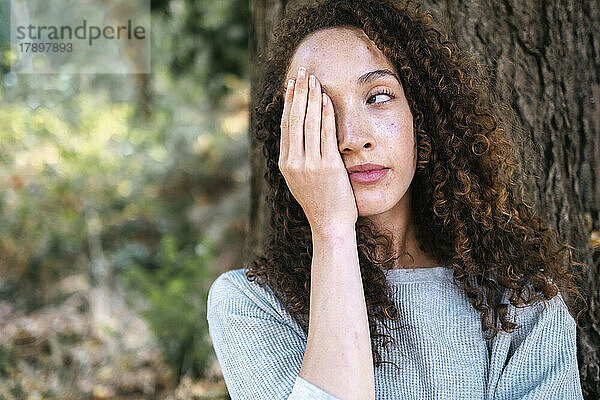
[
  {"xmin": 357, "ymin": 69, "xmax": 400, "ymax": 86},
  {"xmin": 321, "ymin": 69, "xmax": 400, "ymax": 93}
]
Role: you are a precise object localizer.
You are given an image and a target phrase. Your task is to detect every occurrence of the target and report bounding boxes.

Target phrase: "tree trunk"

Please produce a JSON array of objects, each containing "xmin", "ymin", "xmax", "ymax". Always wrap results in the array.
[
  {"xmin": 420, "ymin": 2, "xmax": 600, "ymax": 397},
  {"xmin": 247, "ymin": 0, "xmax": 600, "ymax": 397},
  {"xmin": 245, "ymin": 0, "xmax": 311, "ymax": 260}
]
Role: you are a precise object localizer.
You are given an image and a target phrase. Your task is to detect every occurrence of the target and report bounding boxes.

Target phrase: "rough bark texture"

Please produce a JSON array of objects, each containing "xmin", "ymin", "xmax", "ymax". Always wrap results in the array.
[
  {"xmin": 245, "ymin": 0, "xmax": 283, "ymax": 261},
  {"xmin": 247, "ymin": 0, "xmax": 600, "ymax": 397},
  {"xmin": 420, "ymin": 2, "xmax": 600, "ymax": 397},
  {"xmin": 245, "ymin": 0, "xmax": 311, "ymax": 260}
]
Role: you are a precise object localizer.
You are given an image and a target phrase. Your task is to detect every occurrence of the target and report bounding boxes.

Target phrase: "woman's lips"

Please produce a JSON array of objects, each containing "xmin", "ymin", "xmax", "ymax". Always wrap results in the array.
[{"xmin": 349, "ymin": 168, "xmax": 389, "ymax": 184}]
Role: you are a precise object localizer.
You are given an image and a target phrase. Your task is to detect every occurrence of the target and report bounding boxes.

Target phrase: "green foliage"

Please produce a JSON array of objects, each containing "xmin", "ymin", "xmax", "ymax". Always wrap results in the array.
[
  {"xmin": 169, "ymin": 0, "xmax": 250, "ymax": 102},
  {"xmin": 0, "ymin": 90, "xmax": 166, "ymax": 308},
  {"xmin": 0, "ymin": 0, "xmax": 250, "ymax": 392},
  {"xmin": 121, "ymin": 234, "xmax": 215, "ymax": 380},
  {"xmin": 0, "ymin": 345, "xmax": 17, "ymax": 378}
]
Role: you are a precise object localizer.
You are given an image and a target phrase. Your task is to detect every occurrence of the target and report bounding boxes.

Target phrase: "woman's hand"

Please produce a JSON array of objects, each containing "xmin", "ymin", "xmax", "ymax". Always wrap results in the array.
[{"xmin": 279, "ymin": 66, "xmax": 358, "ymax": 234}]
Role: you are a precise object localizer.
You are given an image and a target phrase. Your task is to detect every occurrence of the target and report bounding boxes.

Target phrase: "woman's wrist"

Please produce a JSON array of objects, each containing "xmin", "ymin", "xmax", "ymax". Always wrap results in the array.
[{"xmin": 310, "ymin": 223, "xmax": 356, "ymax": 243}]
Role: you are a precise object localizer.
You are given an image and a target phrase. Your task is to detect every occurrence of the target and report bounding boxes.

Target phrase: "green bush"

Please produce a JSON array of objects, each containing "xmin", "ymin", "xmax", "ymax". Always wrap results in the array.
[
  {"xmin": 0, "ymin": 0, "xmax": 249, "ymax": 390},
  {"xmin": 121, "ymin": 234, "xmax": 216, "ymax": 380}
]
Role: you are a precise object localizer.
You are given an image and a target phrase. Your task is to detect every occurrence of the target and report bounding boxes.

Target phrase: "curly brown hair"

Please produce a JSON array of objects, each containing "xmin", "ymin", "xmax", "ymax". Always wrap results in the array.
[{"xmin": 246, "ymin": 0, "xmax": 587, "ymax": 369}]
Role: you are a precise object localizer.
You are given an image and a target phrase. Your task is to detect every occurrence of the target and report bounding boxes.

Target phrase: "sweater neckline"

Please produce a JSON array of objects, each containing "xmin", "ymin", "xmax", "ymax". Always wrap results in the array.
[{"xmin": 382, "ymin": 265, "xmax": 454, "ymax": 283}]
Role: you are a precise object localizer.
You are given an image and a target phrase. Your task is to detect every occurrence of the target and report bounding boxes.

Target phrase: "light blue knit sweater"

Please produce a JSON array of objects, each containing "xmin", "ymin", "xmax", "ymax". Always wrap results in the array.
[{"xmin": 206, "ymin": 266, "xmax": 583, "ymax": 399}]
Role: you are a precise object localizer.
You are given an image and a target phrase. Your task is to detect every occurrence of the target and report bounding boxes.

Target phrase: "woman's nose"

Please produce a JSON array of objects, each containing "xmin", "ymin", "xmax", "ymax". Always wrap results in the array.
[{"xmin": 336, "ymin": 107, "xmax": 373, "ymax": 153}]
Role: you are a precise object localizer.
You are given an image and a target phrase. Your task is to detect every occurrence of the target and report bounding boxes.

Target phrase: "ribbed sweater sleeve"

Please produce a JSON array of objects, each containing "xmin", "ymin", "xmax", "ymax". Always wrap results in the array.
[
  {"xmin": 488, "ymin": 293, "xmax": 583, "ymax": 400},
  {"xmin": 206, "ymin": 272, "xmax": 338, "ymax": 400}
]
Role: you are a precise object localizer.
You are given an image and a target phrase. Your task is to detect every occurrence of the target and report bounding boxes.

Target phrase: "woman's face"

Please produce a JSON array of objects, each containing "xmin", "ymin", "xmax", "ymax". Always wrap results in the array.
[{"xmin": 284, "ymin": 26, "xmax": 416, "ymax": 218}]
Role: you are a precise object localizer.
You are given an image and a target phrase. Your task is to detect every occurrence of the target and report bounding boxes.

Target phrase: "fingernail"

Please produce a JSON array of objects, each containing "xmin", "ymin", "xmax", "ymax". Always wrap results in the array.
[
  {"xmin": 298, "ymin": 66, "xmax": 306, "ymax": 79},
  {"xmin": 309, "ymin": 75, "xmax": 315, "ymax": 88},
  {"xmin": 288, "ymin": 79, "xmax": 294, "ymax": 90},
  {"xmin": 322, "ymin": 93, "xmax": 327, "ymax": 105}
]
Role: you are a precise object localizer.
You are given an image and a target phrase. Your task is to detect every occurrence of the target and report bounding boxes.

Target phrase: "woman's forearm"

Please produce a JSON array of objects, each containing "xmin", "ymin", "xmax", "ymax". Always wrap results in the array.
[{"xmin": 298, "ymin": 225, "xmax": 375, "ymax": 400}]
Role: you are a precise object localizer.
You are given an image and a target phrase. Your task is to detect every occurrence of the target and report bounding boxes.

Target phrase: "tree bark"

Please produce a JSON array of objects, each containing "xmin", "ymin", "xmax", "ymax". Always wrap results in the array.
[
  {"xmin": 247, "ymin": 0, "xmax": 600, "ymax": 397},
  {"xmin": 245, "ymin": 0, "xmax": 282, "ymax": 261},
  {"xmin": 245, "ymin": 0, "xmax": 311, "ymax": 260},
  {"xmin": 420, "ymin": 1, "xmax": 600, "ymax": 397}
]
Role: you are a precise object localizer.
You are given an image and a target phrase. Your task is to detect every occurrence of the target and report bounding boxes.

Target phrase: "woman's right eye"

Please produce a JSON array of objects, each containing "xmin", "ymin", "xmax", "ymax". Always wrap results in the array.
[
  {"xmin": 366, "ymin": 89, "xmax": 395, "ymax": 105},
  {"xmin": 367, "ymin": 93, "xmax": 392, "ymax": 105}
]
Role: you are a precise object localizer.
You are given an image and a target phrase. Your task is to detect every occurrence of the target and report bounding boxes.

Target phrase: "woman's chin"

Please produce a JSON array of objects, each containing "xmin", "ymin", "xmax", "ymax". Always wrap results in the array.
[
  {"xmin": 354, "ymin": 191, "xmax": 389, "ymax": 216},
  {"xmin": 356, "ymin": 203, "xmax": 387, "ymax": 218}
]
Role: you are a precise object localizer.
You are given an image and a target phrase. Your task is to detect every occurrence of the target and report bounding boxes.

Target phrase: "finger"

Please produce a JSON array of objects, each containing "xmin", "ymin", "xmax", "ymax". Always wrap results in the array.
[
  {"xmin": 279, "ymin": 78, "xmax": 295, "ymax": 164},
  {"xmin": 321, "ymin": 93, "xmax": 338, "ymax": 160},
  {"xmin": 304, "ymin": 74, "xmax": 322, "ymax": 162},
  {"xmin": 289, "ymin": 66, "xmax": 308, "ymax": 162}
]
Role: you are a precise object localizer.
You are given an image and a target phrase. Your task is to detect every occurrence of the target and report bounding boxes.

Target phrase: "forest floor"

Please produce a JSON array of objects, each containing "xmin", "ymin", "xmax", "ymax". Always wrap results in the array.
[{"xmin": 0, "ymin": 274, "xmax": 229, "ymax": 400}]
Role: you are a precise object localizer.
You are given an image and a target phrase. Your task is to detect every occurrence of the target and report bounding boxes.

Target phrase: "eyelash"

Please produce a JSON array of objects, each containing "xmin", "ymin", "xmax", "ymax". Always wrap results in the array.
[{"xmin": 367, "ymin": 88, "xmax": 395, "ymax": 105}]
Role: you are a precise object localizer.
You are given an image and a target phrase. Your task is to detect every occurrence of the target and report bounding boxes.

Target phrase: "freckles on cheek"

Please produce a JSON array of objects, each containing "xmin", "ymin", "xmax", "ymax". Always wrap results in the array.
[
  {"xmin": 388, "ymin": 121, "xmax": 414, "ymax": 143},
  {"xmin": 387, "ymin": 121, "xmax": 402, "ymax": 135},
  {"xmin": 385, "ymin": 121, "xmax": 404, "ymax": 142}
]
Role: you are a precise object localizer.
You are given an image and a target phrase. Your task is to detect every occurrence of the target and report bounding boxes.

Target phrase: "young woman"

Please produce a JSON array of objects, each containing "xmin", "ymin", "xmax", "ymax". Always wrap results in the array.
[{"xmin": 207, "ymin": 0, "xmax": 586, "ymax": 399}]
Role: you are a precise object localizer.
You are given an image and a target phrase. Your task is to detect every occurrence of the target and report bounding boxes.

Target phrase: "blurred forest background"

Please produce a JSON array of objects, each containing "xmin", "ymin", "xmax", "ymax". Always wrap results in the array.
[{"xmin": 0, "ymin": 0, "xmax": 248, "ymax": 398}]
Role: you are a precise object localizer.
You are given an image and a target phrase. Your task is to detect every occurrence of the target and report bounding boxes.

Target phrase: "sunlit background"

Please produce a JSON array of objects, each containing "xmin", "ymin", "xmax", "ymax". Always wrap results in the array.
[{"xmin": 0, "ymin": 0, "xmax": 249, "ymax": 398}]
